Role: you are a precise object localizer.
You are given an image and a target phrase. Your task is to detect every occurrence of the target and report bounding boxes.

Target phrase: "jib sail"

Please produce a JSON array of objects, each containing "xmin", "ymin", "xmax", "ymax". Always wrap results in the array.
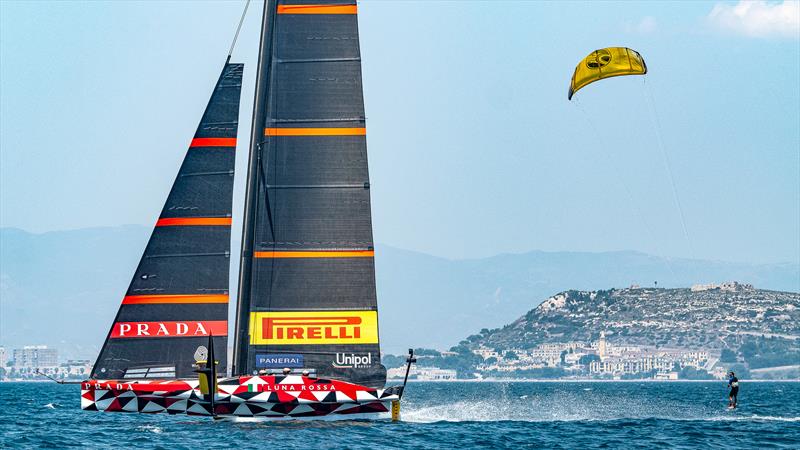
[
  {"xmin": 91, "ymin": 63, "xmax": 244, "ymax": 380},
  {"xmin": 234, "ymin": 1, "xmax": 386, "ymax": 388}
]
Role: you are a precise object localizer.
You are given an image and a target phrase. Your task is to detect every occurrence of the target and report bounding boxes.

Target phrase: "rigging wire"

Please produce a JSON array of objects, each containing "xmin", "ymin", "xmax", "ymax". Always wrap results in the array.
[
  {"xmin": 227, "ymin": 0, "xmax": 250, "ymax": 374},
  {"xmin": 641, "ymin": 77, "xmax": 695, "ymax": 259},
  {"xmin": 228, "ymin": 0, "xmax": 251, "ymax": 58},
  {"xmin": 573, "ymin": 98, "xmax": 679, "ymax": 281}
]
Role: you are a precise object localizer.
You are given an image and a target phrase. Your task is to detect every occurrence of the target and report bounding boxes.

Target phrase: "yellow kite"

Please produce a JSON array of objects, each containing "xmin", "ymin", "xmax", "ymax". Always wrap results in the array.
[{"xmin": 568, "ymin": 47, "xmax": 647, "ymax": 100}]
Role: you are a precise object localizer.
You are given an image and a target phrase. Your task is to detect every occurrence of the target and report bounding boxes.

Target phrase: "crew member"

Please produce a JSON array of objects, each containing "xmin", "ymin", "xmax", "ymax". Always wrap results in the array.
[{"xmin": 727, "ymin": 371, "xmax": 739, "ymax": 409}]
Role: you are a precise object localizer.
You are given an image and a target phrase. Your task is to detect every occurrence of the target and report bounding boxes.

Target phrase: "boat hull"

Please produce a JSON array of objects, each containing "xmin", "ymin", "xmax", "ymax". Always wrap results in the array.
[{"xmin": 81, "ymin": 374, "xmax": 400, "ymax": 419}]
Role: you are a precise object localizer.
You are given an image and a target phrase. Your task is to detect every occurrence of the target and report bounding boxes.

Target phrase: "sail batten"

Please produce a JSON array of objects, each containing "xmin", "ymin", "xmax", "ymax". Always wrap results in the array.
[
  {"xmin": 91, "ymin": 63, "xmax": 243, "ymax": 380},
  {"xmin": 234, "ymin": 0, "xmax": 386, "ymax": 388}
]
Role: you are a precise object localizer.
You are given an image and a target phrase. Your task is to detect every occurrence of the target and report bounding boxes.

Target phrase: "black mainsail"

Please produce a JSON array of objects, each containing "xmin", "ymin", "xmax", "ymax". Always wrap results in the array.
[
  {"xmin": 234, "ymin": 0, "xmax": 386, "ymax": 388},
  {"xmin": 91, "ymin": 63, "xmax": 244, "ymax": 380}
]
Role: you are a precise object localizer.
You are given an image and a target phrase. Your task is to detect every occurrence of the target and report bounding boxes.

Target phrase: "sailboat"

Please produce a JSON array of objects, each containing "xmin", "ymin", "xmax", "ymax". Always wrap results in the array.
[{"xmin": 81, "ymin": 0, "xmax": 414, "ymax": 420}]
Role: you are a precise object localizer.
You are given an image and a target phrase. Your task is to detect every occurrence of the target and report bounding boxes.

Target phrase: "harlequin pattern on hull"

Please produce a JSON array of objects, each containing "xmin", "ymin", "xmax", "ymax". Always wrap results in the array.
[{"xmin": 81, "ymin": 375, "xmax": 400, "ymax": 418}]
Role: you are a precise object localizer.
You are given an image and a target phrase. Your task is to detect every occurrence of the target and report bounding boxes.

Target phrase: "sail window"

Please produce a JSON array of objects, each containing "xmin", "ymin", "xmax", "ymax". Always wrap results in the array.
[{"xmin": 123, "ymin": 366, "xmax": 176, "ymax": 379}]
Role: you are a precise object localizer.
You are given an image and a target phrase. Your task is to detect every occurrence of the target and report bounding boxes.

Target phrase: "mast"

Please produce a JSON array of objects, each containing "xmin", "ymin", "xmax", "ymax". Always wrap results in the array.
[
  {"xmin": 233, "ymin": 0, "xmax": 275, "ymax": 375},
  {"xmin": 232, "ymin": 0, "xmax": 386, "ymax": 387}
]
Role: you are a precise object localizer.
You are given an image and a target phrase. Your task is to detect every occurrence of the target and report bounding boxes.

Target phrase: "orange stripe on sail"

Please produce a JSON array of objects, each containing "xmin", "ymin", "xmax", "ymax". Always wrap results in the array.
[
  {"xmin": 254, "ymin": 250, "xmax": 374, "ymax": 258},
  {"xmin": 276, "ymin": 4, "xmax": 357, "ymax": 14},
  {"xmin": 190, "ymin": 138, "xmax": 237, "ymax": 147},
  {"xmin": 122, "ymin": 294, "xmax": 229, "ymax": 305},
  {"xmin": 264, "ymin": 127, "xmax": 366, "ymax": 136},
  {"xmin": 155, "ymin": 217, "xmax": 232, "ymax": 227}
]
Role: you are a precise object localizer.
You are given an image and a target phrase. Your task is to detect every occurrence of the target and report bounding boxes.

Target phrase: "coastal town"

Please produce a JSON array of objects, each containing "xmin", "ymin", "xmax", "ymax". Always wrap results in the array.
[
  {"xmin": 0, "ymin": 338, "xmax": 728, "ymax": 382},
  {"xmin": 387, "ymin": 333, "xmax": 726, "ymax": 381},
  {"xmin": 473, "ymin": 332, "xmax": 721, "ymax": 380},
  {"xmin": 0, "ymin": 345, "xmax": 92, "ymax": 381}
]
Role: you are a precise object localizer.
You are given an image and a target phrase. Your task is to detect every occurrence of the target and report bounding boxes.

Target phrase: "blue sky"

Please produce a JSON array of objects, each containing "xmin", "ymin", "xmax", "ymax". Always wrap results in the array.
[{"xmin": 1, "ymin": 1, "xmax": 798, "ymax": 264}]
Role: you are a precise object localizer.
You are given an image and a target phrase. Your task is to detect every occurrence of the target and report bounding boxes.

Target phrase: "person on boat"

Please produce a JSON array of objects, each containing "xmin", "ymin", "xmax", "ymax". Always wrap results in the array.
[{"xmin": 727, "ymin": 371, "xmax": 739, "ymax": 408}]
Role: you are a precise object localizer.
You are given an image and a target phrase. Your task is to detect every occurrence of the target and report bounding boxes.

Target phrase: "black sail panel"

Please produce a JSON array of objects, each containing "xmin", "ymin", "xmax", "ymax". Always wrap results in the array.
[
  {"xmin": 235, "ymin": 1, "xmax": 386, "ymax": 387},
  {"xmin": 91, "ymin": 63, "xmax": 244, "ymax": 380}
]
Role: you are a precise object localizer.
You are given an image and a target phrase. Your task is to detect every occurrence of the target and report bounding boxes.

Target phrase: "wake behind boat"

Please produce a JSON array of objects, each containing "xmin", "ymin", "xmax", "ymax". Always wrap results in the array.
[{"xmin": 80, "ymin": 0, "xmax": 414, "ymax": 420}]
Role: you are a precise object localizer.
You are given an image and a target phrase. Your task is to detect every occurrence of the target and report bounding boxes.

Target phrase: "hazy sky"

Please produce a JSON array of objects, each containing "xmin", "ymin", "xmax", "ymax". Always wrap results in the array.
[{"xmin": 1, "ymin": 1, "xmax": 798, "ymax": 264}]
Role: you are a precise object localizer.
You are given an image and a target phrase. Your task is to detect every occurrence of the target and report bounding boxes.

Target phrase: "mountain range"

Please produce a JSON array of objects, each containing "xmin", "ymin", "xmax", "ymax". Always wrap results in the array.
[{"xmin": 1, "ymin": 226, "xmax": 798, "ymax": 359}]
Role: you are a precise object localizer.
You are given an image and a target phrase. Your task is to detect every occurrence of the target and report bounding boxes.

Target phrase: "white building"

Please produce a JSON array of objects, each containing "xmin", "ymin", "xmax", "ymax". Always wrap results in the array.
[
  {"xmin": 654, "ymin": 371, "xmax": 679, "ymax": 380},
  {"xmin": 473, "ymin": 347, "xmax": 500, "ymax": 359},
  {"xmin": 13, "ymin": 345, "xmax": 58, "ymax": 369},
  {"xmin": 414, "ymin": 367, "xmax": 457, "ymax": 380},
  {"xmin": 590, "ymin": 356, "xmax": 672, "ymax": 375},
  {"xmin": 598, "ymin": 332, "xmax": 607, "ymax": 359},
  {"xmin": 564, "ymin": 352, "xmax": 590, "ymax": 365},
  {"xmin": 691, "ymin": 281, "xmax": 753, "ymax": 292},
  {"xmin": 388, "ymin": 366, "xmax": 457, "ymax": 380}
]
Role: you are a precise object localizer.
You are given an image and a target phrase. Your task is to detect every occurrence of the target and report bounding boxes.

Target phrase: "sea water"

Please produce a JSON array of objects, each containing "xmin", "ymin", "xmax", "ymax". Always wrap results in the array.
[{"xmin": 1, "ymin": 381, "xmax": 798, "ymax": 449}]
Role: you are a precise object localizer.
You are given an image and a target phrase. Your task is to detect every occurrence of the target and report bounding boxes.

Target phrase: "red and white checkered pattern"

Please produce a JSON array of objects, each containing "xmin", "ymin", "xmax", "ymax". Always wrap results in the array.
[{"xmin": 81, "ymin": 375, "xmax": 400, "ymax": 418}]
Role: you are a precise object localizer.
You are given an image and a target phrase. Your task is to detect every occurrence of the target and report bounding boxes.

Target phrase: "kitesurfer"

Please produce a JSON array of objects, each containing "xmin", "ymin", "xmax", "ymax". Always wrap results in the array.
[{"xmin": 727, "ymin": 371, "xmax": 739, "ymax": 409}]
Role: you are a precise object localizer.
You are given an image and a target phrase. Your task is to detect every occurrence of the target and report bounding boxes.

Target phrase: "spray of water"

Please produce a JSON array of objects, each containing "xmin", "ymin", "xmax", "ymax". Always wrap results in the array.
[{"xmin": 399, "ymin": 382, "xmax": 799, "ymax": 424}]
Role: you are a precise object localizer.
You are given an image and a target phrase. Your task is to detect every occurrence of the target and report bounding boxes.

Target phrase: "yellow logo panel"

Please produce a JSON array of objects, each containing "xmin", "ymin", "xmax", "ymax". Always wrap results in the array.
[{"xmin": 249, "ymin": 311, "xmax": 378, "ymax": 345}]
